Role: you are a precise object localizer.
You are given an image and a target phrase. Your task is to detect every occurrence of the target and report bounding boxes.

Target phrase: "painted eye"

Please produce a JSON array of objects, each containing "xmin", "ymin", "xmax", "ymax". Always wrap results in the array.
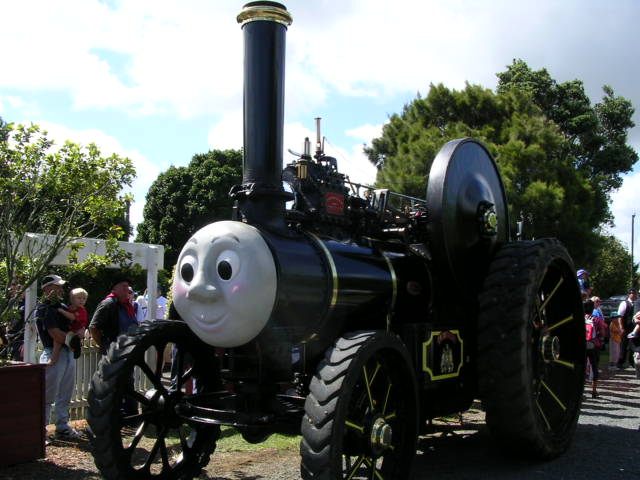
[
  {"xmin": 216, "ymin": 250, "xmax": 240, "ymax": 282},
  {"xmin": 218, "ymin": 261, "xmax": 232, "ymax": 280},
  {"xmin": 179, "ymin": 254, "xmax": 197, "ymax": 283}
]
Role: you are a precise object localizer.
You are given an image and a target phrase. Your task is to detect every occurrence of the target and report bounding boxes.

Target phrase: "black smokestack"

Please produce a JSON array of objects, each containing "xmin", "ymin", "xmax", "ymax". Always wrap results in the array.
[{"xmin": 233, "ymin": 1, "xmax": 293, "ymax": 233}]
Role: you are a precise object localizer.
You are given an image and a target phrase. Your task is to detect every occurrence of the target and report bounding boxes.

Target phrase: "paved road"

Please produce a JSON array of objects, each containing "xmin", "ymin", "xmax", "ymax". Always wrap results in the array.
[{"xmin": 413, "ymin": 368, "xmax": 640, "ymax": 479}]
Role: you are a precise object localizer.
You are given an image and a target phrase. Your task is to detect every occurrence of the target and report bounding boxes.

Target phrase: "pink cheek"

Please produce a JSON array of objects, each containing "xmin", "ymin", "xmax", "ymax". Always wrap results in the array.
[
  {"xmin": 231, "ymin": 284, "xmax": 241, "ymax": 295},
  {"xmin": 173, "ymin": 283, "xmax": 187, "ymax": 298}
]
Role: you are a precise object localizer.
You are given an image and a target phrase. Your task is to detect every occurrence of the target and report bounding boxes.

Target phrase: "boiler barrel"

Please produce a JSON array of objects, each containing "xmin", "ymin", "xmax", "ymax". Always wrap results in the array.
[{"xmin": 258, "ymin": 231, "xmax": 428, "ymax": 353}]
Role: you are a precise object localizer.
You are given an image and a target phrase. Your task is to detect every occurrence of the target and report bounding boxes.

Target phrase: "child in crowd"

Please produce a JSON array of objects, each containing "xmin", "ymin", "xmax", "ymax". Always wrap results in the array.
[
  {"xmin": 49, "ymin": 288, "xmax": 88, "ymax": 365},
  {"xmin": 627, "ymin": 311, "xmax": 640, "ymax": 339},
  {"xmin": 58, "ymin": 288, "xmax": 89, "ymax": 337},
  {"xmin": 608, "ymin": 312, "xmax": 623, "ymax": 370}
]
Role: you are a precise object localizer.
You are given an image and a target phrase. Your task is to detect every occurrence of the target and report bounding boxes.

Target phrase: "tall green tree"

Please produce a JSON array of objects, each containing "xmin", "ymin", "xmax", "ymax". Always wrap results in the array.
[
  {"xmin": 136, "ymin": 149, "xmax": 242, "ymax": 267},
  {"xmin": 589, "ymin": 234, "xmax": 633, "ymax": 298},
  {"xmin": 0, "ymin": 120, "xmax": 135, "ymax": 338},
  {"xmin": 497, "ymin": 59, "xmax": 637, "ymax": 225},
  {"xmin": 365, "ymin": 63, "xmax": 637, "ymax": 266}
]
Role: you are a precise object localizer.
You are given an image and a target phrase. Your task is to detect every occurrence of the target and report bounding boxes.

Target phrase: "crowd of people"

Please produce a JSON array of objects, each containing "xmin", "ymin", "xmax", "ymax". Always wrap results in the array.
[
  {"xmin": 578, "ymin": 269, "xmax": 640, "ymax": 399},
  {"xmin": 4, "ymin": 273, "xmax": 169, "ymax": 446}
]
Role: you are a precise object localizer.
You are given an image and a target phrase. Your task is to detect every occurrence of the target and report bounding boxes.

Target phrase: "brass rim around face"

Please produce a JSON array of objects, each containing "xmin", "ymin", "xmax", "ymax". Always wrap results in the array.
[{"xmin": 237, "ymin": 4, "xmax": 293, "ymax": 27}]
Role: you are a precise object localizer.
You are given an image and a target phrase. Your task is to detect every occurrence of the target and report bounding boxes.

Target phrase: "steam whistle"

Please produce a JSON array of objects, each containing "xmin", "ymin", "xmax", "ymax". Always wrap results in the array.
[{"xmin": 314, "ymin": 117, "xmax": 325, "ymax": 160}]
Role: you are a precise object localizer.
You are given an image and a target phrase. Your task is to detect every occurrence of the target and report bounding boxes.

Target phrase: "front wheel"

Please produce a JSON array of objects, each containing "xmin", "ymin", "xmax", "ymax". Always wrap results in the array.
[
  {"xmin": 88, "ymin": 320, "xmax": 221, "ymax": 480},
  {"xmin": 300, "ymin": 330, "xmax": 419, "ymax": 479},
  {"xmin": 478, "ymin": 239, "xmax": 585, "ymax": 459}
]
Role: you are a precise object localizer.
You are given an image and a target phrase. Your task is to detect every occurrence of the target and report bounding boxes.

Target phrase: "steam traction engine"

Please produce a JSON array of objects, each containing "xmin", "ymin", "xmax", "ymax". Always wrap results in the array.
[{"xmin": 87, "ymin": 3, "xmax": 586, "ymax": 479}]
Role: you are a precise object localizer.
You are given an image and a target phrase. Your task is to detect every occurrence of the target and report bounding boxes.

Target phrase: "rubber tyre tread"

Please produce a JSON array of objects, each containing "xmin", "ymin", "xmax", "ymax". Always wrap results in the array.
[
  {"xmin": 87, "ymin": 320, "xmax": 220, "ymax": 480},
  {"xmin": 477, "ymin": 239, "xmax": 583, "ymax": 460},
  {"xmin": 300, "ymin": 330, "xmax": 419, "ymax": 479}
]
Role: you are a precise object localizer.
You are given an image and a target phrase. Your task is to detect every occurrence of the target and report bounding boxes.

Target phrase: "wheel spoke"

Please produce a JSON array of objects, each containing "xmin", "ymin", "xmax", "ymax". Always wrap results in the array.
[
  {"xmin": 142, "ymin": 432, "xmax": 162, "ymax": 471},
  {"xmin": 363, "ymin": 457, "xmax": 384, "ymax": 480},
  {"xmin": 159, "ymin": 436, "xmax": 170, "ymax": 470},
  {"xmin": 123, "ymin": 420, "xmax": 148, "ymax": 454},
  {"xmin": 154, "ymin": 342, "xmax": 166, "ymax": 376},
  {"xmin": 539, "ymin": 277, "xmax": 564, "ymax": 312},
  {"xmin": 363, "ymin": 365, "xmax": 374, "ymax": 410},
  {"xmin": 125, "ymin": 383, "xmax": 154, "ymax": 406},
  {"xmin": 179, "ymin": 425, "xmax": 191, "ymax": 451},
  {"xmin": 122, "ymin": 412, "xmax": 145, "ymax": 426},
  {"xmin": 382, "ymin": 382, "xmax": 392, "ymax": 415},
  {"xmin": 137, "ymin": 359, "xmax": 168, "ymax": 396},
  {"xmin": 535, "ymin": 399, "xmax": 551, "ymax": 431},
  {"xmin": 552, "ymin": 358, "xmax": 575, "ymax": 369},
  {"xmin": 345, "ymin": 420, "xmax": 365, "ymax": 433},
  {"xmin": 144, "ymin": 424, "xmax": 168, "ymax": 471},
  {"xmin": 369, "ymin": 362, "xmax": 381, "ymax": 387},
  {"xmin": 541, "ymin": 380, "xmax": 567, "ymax": 411},
  {"xmin": 345, "ymin": 455, "xmax": 365, "ymax": 480},
  {"xmin": 546, "ymin": 314, "xmax": 574, "ymax": 332}
]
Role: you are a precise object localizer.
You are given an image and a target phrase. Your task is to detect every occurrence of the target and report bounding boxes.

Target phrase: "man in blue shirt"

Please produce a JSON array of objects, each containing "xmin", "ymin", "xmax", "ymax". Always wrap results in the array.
[{"xmin": 36, "ymin": 274, "xmax": 82, "ymax": 442}]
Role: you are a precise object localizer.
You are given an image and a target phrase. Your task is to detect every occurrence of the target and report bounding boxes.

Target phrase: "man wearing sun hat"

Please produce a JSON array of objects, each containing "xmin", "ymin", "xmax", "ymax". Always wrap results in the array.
[{"xmin": 35, "ymin": 274, "xmax": 82, "ymax": 443}]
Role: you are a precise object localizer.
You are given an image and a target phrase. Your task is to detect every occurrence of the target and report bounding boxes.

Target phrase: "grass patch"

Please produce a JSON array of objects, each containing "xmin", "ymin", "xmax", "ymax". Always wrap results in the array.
[{"xmin": 216, "ymin": 427, "xmax": 301, "ymax": 452}]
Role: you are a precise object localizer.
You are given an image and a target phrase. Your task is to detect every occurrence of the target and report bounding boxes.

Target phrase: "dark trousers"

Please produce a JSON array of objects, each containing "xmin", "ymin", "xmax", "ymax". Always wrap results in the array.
[{"xmin": 618, "ymin": 324, "xmax": 634, "ymax": 367}]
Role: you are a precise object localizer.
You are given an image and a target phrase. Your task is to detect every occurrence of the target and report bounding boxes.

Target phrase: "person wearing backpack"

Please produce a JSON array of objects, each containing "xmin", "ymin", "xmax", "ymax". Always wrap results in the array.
[{"xmin": 584, "ymin": 299, "xmax": 607, "ymax": 399}]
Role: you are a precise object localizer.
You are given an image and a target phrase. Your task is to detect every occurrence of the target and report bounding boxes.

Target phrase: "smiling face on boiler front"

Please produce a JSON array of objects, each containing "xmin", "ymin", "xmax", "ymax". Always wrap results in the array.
[{"xmin": 172, "ymin": 221, "xmax": 277, "ymax": 347}]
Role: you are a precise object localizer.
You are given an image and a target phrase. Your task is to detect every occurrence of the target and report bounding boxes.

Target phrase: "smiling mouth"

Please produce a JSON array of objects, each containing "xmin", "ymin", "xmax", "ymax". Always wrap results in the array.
[{"xmin": 190, "ymin": 310, "xmax": 227, "ymax": 333}]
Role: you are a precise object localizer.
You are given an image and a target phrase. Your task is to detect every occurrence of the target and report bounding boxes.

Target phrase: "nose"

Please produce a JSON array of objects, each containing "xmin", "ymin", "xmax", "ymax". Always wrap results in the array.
[{"xmin": 186, "ymin": 282, "xmax": 220, "ymax": 301}]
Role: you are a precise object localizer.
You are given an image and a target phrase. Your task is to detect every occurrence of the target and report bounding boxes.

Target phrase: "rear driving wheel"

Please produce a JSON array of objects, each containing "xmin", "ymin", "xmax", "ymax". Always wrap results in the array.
[
  {"xmin": 300, "ymin": 331, "xmax": 419, "ymax": 479},
  {"xmin": 478, "ymin": 239, "xmax": 585, "ymax": 459}
]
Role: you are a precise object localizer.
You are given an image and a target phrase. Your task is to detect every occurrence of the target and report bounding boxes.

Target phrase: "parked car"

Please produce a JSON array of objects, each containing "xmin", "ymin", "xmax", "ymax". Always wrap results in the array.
[{"xmin": 601, "ymin": 295, "xmax": 626, "ymax": 320}]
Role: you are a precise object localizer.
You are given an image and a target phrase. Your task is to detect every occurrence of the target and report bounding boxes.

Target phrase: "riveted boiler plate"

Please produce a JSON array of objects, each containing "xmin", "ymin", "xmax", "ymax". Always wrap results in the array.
[{"xmin": 426, "ymin": 138, "xmax": 509, "ymax": 292}]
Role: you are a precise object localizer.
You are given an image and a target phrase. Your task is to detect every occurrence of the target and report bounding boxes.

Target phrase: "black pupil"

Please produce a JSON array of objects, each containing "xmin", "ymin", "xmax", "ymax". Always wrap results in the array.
[
  {"xmin": 218, "ymin": 261, "xmax": 232, "ymax": 280},
  {"xmin": 181, "ymin": 263, "xmax": 194, "ymax": 282}
]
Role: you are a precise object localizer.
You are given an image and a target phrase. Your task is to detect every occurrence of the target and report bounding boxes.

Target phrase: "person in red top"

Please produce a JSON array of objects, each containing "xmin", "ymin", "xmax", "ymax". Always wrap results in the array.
[
  {"xmin": 57, "ymin": 288, "xmax": 89, "ymax": 338},
  {"xmin": 584, "ymin": 299, "xmax": 607, "ymax": 398},
  {"xmin": 89, "ymin": 277, "xmax": 139, "ymax": 420}
]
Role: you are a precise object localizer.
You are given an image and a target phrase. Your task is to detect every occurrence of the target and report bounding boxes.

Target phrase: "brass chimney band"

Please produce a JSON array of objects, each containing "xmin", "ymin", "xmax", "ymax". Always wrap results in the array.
[{"xmin": 237, "ymin": 3, "xmax": 293, "ymax": 27}]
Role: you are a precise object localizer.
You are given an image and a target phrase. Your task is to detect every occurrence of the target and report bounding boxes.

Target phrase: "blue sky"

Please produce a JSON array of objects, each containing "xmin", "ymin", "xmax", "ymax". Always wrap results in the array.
[{"xmin": 1, "ymin": 0, "xmax": 639, "ymax": 259}]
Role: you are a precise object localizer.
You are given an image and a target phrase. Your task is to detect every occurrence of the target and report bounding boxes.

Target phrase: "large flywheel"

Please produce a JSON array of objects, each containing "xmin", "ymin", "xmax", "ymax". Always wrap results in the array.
[{"xmin": 426, "ymin": 138, "xmax": 509, "ymax": 291}]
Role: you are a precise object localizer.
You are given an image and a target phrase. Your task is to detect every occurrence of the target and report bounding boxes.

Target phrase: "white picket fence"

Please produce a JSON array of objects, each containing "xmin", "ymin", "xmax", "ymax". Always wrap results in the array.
[{"xmin": 37, "ymin": 338, "xmax": 155, "ymax": 422}]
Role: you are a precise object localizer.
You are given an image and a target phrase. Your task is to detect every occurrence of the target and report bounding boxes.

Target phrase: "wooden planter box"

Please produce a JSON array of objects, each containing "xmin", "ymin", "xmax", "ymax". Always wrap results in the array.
[{"xmin": 0, "ymin": 362, "xmax": 46, "ymax": 465}]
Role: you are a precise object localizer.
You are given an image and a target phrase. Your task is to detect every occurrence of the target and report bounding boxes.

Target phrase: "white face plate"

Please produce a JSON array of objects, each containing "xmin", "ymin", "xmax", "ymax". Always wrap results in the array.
[{"xmin": 172, "ymin": 221, "xmax": 277, "ymax": 347}]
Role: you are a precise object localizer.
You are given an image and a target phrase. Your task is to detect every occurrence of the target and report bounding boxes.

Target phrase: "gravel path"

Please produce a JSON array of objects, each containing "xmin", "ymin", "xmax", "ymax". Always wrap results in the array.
[
  {"xmin": 2, "ymin": 368, "xmax": 639, "ymax": 479},
  {"xmin": 411, "ymin": 367, "xmax": 640, "ymax": 480}
]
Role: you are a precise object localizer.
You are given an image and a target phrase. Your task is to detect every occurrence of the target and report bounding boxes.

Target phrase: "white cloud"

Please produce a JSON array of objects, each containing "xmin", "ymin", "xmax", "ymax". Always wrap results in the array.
[
  {"xmin": 1, "ymin": 0, "xmax": 242, "ymax": 118},
  {"xmin": 3, "ymin": 0, "xmax": 638, "ymax": 132},
  {"xmin": 29, "ymin": 121, "xmax": 158, "ymax": 235},
  {"xmin": 207, "ymin": 111, "xmax": 243, "ymax": 151},
  {"xmin": 610, "ymin": 171, "xmax": 640, "ymax": 255},
  {"xmin": 346, "ymin": 123, "xmax": 383, "ymax": 143}
]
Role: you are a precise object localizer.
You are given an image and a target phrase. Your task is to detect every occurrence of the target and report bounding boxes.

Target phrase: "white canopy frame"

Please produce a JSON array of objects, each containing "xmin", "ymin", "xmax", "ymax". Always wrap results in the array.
[{"xmin": 19, "ymin": 233, "xmax": 164, "ymax": 363}]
